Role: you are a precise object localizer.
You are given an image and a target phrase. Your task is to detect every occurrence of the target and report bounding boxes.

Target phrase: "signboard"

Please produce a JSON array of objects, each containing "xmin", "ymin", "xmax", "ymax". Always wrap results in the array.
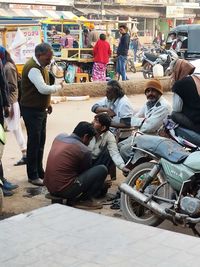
[
  {"xmin": 9, "ymin": 4, "xmax": 56, "ymax": 10},
  {"xmin": 5, "ymin": 26, "xmax": 41, "ymax": 64},
  {"xmin": 166, "ymin": 6, "xmax": 184, "ymax": 18},
  {"xmin": 0, "ymin": 0, "xmax": 74, "ymax": 6}
]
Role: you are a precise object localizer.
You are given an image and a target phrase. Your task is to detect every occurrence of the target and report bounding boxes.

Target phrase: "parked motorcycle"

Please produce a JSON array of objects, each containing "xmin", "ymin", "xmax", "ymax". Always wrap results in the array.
[
  {"xmin": 142, "ymin": 49, "xmax": 178, "ymax": 79},
  {"xmin": 159, "ymin": 118, "xmax": 200, "ymax": 152},
  {"xmin": 120, "ymin": 134, "xmax": 200, "ymax": 236}
]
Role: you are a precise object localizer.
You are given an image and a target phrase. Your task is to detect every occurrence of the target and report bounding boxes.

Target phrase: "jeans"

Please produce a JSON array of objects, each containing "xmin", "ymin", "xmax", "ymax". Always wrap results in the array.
[
  {"xmin": 53, "ymin": 165, "xmax": 108, "ymax": 201},
  {"xmin": 116, "ymin": 55, "xmax": 128, "ymax": 81},
  {"xmin": 118, "ymin": 136, "xmax": 134, "ymax": 163},
  {"xmin": 133, "ymin": 48, "xmax": 138, "ymax": 62},
  {"xmin": 21, "ymin": 106, "xmax": 47, "ymax": 180}
]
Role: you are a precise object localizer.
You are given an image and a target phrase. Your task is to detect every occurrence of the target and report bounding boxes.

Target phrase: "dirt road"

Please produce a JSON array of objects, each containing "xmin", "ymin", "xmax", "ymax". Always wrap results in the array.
[{"xmin": 1, "ymin": 86, "xmax": 196, "ymax": 236}]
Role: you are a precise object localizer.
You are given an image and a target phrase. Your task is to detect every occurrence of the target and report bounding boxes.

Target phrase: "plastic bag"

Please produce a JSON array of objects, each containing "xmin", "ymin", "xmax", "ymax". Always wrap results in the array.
[{"xmin": 65, "ymin": 65, "xmax": 76, "ymax": 83}]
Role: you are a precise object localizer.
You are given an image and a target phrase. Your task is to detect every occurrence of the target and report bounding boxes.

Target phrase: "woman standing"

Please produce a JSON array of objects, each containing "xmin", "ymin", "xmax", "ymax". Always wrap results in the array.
[
  {"xmin": 0, "ymin": 47, "xmax": 27, "ymax": 165},
  {"xmin": 130, "ymin": 33, "xmax": 140, "ymax": 62},
  {"xmin": 92, "ymin": 33, "xmax": 111, "ymax": 81},
  {"xmin": 170, "ymin": 59, "xmax": 200, "ymax": 133}
]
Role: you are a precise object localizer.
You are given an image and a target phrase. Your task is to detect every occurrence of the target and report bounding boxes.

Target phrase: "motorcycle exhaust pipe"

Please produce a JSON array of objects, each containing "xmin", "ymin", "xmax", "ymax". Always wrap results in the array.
[
  {"xmin": 120, "ymin": 183, "xmax": 200, "ymax": 224},
  {"xmin": 120, "ymin": 183, "xmax": 172, "ymax": 219}
]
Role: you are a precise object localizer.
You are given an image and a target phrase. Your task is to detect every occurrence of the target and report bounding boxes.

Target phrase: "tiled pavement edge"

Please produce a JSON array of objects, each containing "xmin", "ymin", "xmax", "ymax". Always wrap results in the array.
[{"xmin": 0, "ymin": 204, "xmax": 200, "ymax": 267}]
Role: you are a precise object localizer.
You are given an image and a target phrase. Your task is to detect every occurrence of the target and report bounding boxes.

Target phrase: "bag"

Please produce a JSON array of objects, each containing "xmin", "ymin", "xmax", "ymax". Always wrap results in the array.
[{"xmin": 65, "ymin": 65, "xmax": 76, "ymax": 83}]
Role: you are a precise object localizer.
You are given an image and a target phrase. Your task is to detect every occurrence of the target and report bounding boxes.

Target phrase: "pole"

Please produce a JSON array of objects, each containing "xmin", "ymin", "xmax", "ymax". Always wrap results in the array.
[{"xmin": 101, "ymin": 0, "xmax": 104, "ymax": 20}]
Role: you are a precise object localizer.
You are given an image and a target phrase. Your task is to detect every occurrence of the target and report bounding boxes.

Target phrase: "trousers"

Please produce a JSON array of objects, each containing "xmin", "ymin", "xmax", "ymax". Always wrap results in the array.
[
  {"xmin": 53, "ymin": 165, "xmax": 108, "ymax": 200},
  {"xmin": 21, "ymin": 106, "xmax": 47, "ymax": 180}
]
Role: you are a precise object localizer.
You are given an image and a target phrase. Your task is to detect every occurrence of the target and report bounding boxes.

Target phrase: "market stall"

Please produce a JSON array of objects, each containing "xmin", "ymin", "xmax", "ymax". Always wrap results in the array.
[{"xmin": 42, "ymin": 18, "xmax": 138, "ymax": 83}]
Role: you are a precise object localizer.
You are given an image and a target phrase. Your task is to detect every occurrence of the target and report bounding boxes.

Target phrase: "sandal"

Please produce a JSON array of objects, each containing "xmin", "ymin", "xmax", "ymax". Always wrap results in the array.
[
  {"xmin": 110, "ymin": 198, "xmax": 121, "ymax": 210},
  {"xmin": 14, "ymin": 157, "xmax": 27, "ymax": 166}
]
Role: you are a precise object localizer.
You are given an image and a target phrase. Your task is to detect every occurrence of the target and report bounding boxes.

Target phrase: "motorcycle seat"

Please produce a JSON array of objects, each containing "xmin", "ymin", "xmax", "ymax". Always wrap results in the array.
[
  {"xmin": 134, "ymin": 135, "xmax": 190, "ymax": 164},
  {"xmin": 144, "ymin": 53, "xmax": 157, "ymax": 62},
  {"xmin": 175, "ymin": 127, "xmax": 200, "ymax": 147}
]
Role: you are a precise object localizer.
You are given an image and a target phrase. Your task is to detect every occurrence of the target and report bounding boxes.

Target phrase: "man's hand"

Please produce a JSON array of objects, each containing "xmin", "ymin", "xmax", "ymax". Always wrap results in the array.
[
  {"xmin": 107, "ymin": 108, "xmax": 116, "ymax": 118},
  {"xmin": 60, "ymin": 80, "xmax": 65, "ymax": 88},
  {"xmin": 47, "ymin": 105, "xmax": 53, "ymax": 114},
  {"xmin": 122, "ymin": 167, "xmax": 130, "ymax": 177},
  {"xmin": 4, "ymin": 106, "xmax": 9, "ymax": 118}
]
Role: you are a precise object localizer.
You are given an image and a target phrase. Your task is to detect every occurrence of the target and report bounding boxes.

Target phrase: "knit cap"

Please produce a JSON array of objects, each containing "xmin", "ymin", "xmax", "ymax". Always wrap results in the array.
[{"xmin": 145, "ymin": 79, "xmax": 163, "ymax": 95}]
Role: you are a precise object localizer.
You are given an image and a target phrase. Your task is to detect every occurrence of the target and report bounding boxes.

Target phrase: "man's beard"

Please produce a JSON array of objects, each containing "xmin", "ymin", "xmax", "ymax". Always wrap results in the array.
[{"xmin": 146, "ymin": 99, "xmax": 157, "ymax": 109}]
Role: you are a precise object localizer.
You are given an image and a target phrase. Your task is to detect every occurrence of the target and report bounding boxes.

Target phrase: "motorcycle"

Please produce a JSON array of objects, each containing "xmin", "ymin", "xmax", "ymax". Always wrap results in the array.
[
  {"xmin": 142, "ymin": 49, "xmax": 178, "ymax": 79},
  {"xmin": 120, "ymin": 134, "xmax": 200, "ymax": 236},
  {"xmin": 158, "ymin": 118, "xmax": 200, "ymax": 152}
]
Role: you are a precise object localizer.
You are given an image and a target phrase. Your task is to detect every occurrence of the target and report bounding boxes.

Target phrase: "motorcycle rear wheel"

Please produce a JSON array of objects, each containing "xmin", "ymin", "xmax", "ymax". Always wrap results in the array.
[
  {"xmin": 142, "ymin": 62, "xmax": 153, "ymax": 79},
  {"xmin": 121, "ymin": 162, "xmax": 165, "ymax": 227}
]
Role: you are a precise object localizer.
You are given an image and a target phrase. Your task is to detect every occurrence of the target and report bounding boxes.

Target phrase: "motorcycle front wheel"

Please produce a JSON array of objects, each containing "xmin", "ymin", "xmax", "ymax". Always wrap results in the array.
[
  {"xmin": 121, "ymin": 162, "xmax": 165, "ymax": 227},
  {"xmin": 142, "ymin": 62, "xmax": 153, "ymax": 79}
]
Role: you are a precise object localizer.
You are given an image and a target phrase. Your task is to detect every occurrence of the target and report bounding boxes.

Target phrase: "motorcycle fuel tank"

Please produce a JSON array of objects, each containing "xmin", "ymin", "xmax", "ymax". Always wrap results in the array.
[
  {"xmin": 161, "ymin": 158, "xmax": 195, "ymax": 191},
  {"xmin": 183, "ymin": 151, "xmax": 200, "ymax": 171}
]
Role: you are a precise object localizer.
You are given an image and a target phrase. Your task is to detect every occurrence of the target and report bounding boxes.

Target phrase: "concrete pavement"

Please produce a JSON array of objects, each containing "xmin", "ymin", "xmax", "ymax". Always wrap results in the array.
[{"xmin": 1, "ymin": 204, "xmax": 200, "ymax": 267}]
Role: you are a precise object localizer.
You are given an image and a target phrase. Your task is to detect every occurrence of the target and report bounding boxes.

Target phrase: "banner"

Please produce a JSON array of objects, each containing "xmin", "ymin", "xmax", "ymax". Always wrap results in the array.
[
  {"xmin": 6, "ymin": 26, "xmax": 41, "ymax": 64},
  {"xmin": 166, "ymin": 6, "xmax": 184, "ymax": 18}
]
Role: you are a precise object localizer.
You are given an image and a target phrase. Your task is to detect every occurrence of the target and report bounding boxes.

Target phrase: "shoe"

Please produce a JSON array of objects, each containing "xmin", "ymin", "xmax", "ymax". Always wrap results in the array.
[
  {"xmin": 110, "ymin": 198, "xmax": 121, "ymax": 210},
  {"xmin": 14, "ymin": 157, "xmax": 27, "ymax": 166},
  {"xmin": 73, "ymin": 200, "xmax": 103, "ymax": 210},
  {"xmin": 2, "ymin": 188, "xmax": 14, "ymax": 197},
  {"xmin": 2, "ymin": 179, "xmax": 19, "ymax": 190},
  {"xmin": 28, "ymin": 178, "xmax": 44, "ymax": 186},
  {"xmin": 38, "ymin": 170, "xmax": 45, "ymax": 179}
]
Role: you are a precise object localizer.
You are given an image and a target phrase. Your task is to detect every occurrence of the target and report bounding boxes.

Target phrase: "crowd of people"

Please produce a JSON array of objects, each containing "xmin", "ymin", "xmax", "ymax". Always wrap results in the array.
[{"xmin": 0, "ymin": 22, "xmax": 200, "ymax": 211}]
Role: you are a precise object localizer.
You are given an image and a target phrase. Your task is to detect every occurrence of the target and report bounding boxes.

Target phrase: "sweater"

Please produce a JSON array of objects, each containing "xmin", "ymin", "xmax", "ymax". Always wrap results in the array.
[
  {"xmin": 20, "ymin": 58, "xmax": 50, "ymax": 110},
  {"xmin": 93, "ymin": 39, "xmax": 111, "ymax": 64},
  {"xmin": 117, "ymin": 33, "xmax": 130, "ymax": 56}
]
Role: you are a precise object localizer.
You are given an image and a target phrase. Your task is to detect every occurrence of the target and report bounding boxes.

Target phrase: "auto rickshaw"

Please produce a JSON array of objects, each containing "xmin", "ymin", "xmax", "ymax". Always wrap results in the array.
[{"xmin": 165, "ymin": 24, "xmax": 200, "ymax": 59}]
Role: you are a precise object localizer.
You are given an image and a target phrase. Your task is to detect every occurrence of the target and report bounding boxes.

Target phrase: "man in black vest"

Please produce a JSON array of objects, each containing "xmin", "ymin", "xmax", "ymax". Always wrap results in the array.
[{"xmin": 21, "ymin": 43, "xmax": 64, "ymax": 186}]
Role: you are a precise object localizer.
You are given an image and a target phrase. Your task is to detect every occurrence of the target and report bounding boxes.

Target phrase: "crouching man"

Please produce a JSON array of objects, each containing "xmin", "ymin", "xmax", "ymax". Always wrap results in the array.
[{"xmin": 44, "ymin": 121, "xmax": 108, "ymax": 210}]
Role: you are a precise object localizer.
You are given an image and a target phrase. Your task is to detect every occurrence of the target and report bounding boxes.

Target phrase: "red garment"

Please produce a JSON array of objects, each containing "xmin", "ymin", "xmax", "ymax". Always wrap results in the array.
[{"xmin": 93, "ymin": 39, "xmax": 111, "ymax": 64}]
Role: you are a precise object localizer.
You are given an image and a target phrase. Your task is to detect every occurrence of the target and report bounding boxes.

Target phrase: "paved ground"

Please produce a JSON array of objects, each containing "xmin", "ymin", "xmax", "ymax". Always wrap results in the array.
[
  {"xmin": 1, "ymin": 71, "xmax": 197, "ymax": 237},
  {"xmin": 1, "ymin": 204, "xmax": 200, "ymax": 267}
]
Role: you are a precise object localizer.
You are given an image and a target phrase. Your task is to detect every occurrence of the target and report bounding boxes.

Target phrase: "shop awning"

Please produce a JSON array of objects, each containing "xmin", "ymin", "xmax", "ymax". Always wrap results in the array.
[
  {"xmin": 76, "ymin": 8, "xmax": 160, "ymax": 19},
  {"xmin": 0, "ymin": 8, "xmax": 76, "ymax": 19}
]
